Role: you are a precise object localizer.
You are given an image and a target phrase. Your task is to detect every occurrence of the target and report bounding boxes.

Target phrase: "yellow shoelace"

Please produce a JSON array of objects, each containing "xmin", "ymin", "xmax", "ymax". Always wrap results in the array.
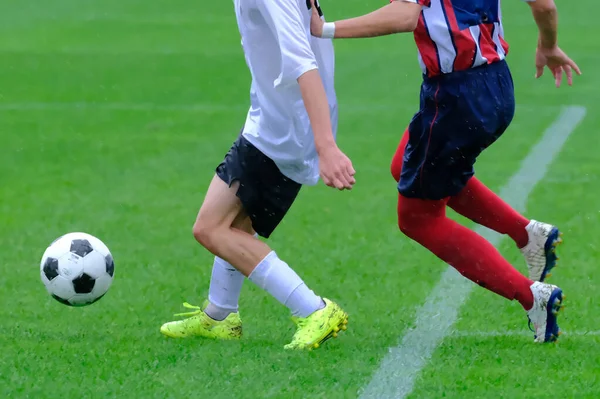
[{"xmin": 174, "ymin": 302, "xmax": 203, "ymax": 317}]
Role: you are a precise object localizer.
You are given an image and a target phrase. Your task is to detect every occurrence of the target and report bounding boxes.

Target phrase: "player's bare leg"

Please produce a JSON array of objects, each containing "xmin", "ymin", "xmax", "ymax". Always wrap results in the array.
[
  {"xmin": 192, "ymin": 175, "xmax": 271, "ymax": 276},
  {"xmin": 161, "ymin": 175, "xmax": 348, "ymax": 348},
  {"xmin": 203, "ymin": 211, "xmax": 254, "ymax": 322}
]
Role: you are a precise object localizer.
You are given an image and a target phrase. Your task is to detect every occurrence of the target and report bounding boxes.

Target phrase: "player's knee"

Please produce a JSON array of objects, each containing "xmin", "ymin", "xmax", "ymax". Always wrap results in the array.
[
  {"xmin": 397, "ymin": 212, "xmax": 413, "ymax": 236},
  {"xmin": 396, "ymin": 197, "xmax": 424, "ymax": 237},
  {"xmin": 192, "ymin": 220, "xmax": 218, "ymax": 251},
  {"xmin": 396, "ymin": 204, "xmax": 412, "ymax": 235}
]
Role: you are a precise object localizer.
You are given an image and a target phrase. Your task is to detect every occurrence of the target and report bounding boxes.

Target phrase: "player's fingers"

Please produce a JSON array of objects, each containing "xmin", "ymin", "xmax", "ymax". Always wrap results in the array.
[
  {"xmin": 344, "ymin": 172, "xmax": 356, "ymax": 187},
  {"xmin": 535, "ymin": 65, "xmax": 544, "ymax": 79},
  {"xmin": 331, "ymin": 168, "xmax": 351, "ymax": 190},
  {"xmin": 564, "ymin": 65, "xmax": 573, "ymax": 86},
  {"xmin": 321, "ymin": 172, "xmax": 333, "ymax": 187},
  {"xmin": 569, "ymin": 59, "xmax": 582, "ymax": 76},
  {"xmin": 346, "ymin": 161, "xmax": 356, "ymax": 176},
  {"xmin": 327, "ymin": 168, "xmax": 342, "ymax": 189},
  {"xmin": 332, "ymin": 178, "xmax": 345, "ymax": 190},
  {"xmin": 553, "ymin": 66, "xmax": 563, "ymax": 88},
  {"xmin": 335, "ymin": 170, "xmax": 353, "ymax": 190}
]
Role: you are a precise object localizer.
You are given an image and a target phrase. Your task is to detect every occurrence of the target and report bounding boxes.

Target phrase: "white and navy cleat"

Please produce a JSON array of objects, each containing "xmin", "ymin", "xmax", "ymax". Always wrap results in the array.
[
  {"xmin": 527, "ymin": 281, "xmax": 565, "ymax": 343},
  {"xmin": 520, "ymin": 220, "xmax": 563, "ymax": 282}
]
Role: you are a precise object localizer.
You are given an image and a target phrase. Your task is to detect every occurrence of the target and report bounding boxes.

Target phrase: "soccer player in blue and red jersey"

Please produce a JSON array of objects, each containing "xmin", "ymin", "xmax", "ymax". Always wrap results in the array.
[{"xmin": 310, "ymin": 0, "xmax": 581, "ymax": 343}]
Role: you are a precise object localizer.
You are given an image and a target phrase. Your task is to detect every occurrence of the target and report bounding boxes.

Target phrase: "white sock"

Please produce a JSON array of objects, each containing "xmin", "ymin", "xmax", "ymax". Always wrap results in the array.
[
  {"xmin": 248, "ymin": 251, "xmax": 325, "ymax": 318},
  {"xmin": 206, "ymin": 256, "xmax": 245, "ymax": 320}
]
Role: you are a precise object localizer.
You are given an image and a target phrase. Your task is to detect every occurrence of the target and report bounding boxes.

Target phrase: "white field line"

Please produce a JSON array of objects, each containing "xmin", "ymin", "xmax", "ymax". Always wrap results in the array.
[
  {"xmin": 358, "ymin": 105, "xmax": 587, "ymax": 399},
  {"xmin": 452, "ymin": 330, "xmax": 600, "ymax": 338},
  {"xmin": 0, "ymin": 102, "xmax": 561, "ymax": 113}
]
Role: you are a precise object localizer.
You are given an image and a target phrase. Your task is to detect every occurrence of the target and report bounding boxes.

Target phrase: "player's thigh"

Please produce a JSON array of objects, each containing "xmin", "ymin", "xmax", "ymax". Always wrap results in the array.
[
  {"xmin": 246, "ymin": 156, "xmax": 302, "ymax": 239},
  {"xmin": 196, "ymin": 175, "xmax": 245, "ymax": 231},
  {"xmin": 399, "ymin": 84, "xmax": 476, "ymax": 199},
  {"xmin": 210, "ymin": 134, "xmax": 301, "ymax": 239},
  {"xmin": 195, "ymin": 133, "xmax": 249, "ymax": 232},
  {"xmin": 231, "ymin": 210, "xmax": 255, "ymax": 235}
]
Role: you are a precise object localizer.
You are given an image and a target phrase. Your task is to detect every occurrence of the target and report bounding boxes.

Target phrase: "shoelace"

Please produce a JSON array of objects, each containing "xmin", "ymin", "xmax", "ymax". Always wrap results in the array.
[
  {"xmin": 174, "ymin": 302, "xmax": 203, "ymax": 317},
  {"xmin": 527, "ymin": 317, "xmax": 535, "ymax": 334}
]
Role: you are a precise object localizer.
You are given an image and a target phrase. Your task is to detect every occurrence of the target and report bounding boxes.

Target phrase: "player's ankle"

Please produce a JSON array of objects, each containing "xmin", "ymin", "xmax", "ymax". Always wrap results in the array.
[{"xmin": 204, "ymin": 302, "xmax": 236, "ymax": 321}]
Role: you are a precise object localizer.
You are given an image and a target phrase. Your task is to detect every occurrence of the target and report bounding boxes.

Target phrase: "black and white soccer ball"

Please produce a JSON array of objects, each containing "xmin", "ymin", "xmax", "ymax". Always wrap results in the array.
[{"xmin": 40, "ymin": 232, "xmax": 114, "ymax": 307}]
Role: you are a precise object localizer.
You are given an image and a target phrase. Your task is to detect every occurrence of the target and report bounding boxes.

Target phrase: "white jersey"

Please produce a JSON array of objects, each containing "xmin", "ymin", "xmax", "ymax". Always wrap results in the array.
[{"xmin": 233, "ymin": 0, "xmax": 338, "ymax": 185}]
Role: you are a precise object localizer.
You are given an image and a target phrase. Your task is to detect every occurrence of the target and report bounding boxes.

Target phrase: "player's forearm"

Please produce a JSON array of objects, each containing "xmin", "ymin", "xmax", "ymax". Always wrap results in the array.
[
  {"xmin": 528, "ymin": 0, "xmax": 558, "ymax": 48},
  {"xmin": 297, "ymin": 69, "xmax": 336, "ymax": 153},
  {"xmin": 329, "ymin": 2, "xmax": 421, "ymax": 38}
]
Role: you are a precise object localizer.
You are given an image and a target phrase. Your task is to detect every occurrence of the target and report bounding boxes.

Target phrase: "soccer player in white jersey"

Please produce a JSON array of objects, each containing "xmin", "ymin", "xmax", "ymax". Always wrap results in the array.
[
  {"xmin": 159, "ymin": 0, "xmax": 354, "ymax": 350},
  {"xmin": 310, "ymin": 0, "xmax": 580, "ymax": 343}
]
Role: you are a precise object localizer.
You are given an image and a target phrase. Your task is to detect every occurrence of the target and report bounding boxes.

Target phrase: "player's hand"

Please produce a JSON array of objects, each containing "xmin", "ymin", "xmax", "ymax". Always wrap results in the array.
[
  {"xmin": 318, "ymin": 145, "xmax": 356, "ymax": 190},
  {"xmin": 309, "ymin": 0, "xmax": 324, "ymax": 38},
  {"xmin": 535, "ymin": 45, "xmax": 581, "ymax": 88}
]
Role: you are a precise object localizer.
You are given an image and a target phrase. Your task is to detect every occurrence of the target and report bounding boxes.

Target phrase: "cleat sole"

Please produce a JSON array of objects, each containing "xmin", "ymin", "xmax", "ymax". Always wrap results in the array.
[
  {"xmin": 540, "ymin": 228, "xmax": 563, "ymax": 282},
  {"xmin": 545, "ymin": 290, "xmax": 565, "ymax": 342},
  {"xmin": 314, "ymin": 316, "xmax": 349, "ymax": 348}
]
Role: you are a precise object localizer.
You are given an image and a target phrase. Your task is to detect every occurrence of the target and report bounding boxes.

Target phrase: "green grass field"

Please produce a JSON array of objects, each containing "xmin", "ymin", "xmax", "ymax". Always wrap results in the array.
[{"xmin": 2, "ymin": 1, "xmax": 599, "ymax": 398}]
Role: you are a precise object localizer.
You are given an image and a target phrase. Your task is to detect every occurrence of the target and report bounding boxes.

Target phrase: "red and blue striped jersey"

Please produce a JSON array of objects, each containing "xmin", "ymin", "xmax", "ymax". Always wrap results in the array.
[{"xmin": 402, "ymin": 0, "xmax": 518, "ymax": 77}]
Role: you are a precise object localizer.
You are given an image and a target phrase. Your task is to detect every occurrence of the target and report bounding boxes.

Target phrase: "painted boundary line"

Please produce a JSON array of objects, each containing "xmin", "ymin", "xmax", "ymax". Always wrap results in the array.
[
  {"xmin": 0, "ymin": 102, "xmax": 561, "ymax": 113},
  {"xmin": 452, "ymin": 330, "xmax": 600, "ymax": 338},
  {"xmin": 358, "ymin": 105, "xmax": 587, "ymax": 399}
]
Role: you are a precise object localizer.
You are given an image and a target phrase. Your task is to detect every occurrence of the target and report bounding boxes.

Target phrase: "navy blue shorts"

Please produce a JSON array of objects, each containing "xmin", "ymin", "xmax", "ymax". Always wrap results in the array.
[{"xmin": 398, "ymin": 60, "xmax": 515, "ymax": 200}]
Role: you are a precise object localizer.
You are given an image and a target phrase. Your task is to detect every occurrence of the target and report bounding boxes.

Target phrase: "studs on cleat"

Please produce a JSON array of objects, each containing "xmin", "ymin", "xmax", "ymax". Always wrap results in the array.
[
  {"xmin": 333, "ymin": 332, "xmax": 338, "ymax": 338},
  {"xmin": 340, "ymin": 319, "xmax": 348, "ymax": 331},
  {"xmin": 333, "ymin": 326, "xmax": 340, "ymax": 333}
]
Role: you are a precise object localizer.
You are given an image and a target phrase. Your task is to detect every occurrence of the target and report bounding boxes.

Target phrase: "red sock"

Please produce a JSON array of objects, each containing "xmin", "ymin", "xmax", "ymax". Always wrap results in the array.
[
  {"xmin": 390, "ymin": 130, "xmax": 530, "ymax": 248},
  {"xmin": 390, "ymin": 128, "xmax": 409, "ymax": 182},
  {"xmin": 448, "ymin": 178, "xmax": 530, "ymax": 248},
  {"xmin": 397, "ymin": 194, "xmax": 534, "ymax": 310}
]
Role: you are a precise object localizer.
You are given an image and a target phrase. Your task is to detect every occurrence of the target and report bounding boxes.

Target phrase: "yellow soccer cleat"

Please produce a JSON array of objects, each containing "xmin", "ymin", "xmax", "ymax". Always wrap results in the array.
[
  {"xmin": 160, "ymin": 302, "xmax": 242, "ymax": 340},
  {"xmin": 284, "ymin": 298, "xmax": 348, "ymax": 350}
]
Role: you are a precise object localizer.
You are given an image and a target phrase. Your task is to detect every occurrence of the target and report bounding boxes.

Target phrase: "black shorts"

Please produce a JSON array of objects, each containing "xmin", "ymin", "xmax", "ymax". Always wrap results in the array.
[{"xmin": 215, "ymin": 135, "xmax": 302, "ymax": 238}]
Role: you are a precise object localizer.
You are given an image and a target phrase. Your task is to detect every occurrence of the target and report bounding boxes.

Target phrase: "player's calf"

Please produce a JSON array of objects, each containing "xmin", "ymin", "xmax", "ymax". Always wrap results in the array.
[{"xmin": 191, "ymin": 176, "xmax": 271, "ymax": 276}]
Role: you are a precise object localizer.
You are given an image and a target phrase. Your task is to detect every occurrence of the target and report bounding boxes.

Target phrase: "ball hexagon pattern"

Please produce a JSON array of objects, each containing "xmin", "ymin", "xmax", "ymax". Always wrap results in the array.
[
  {"xmin": 70, "ymin": 239, "xmax": 94, "ymax": 258},
  {"xmin": 40, "ymin": 232, "xmax": 115, "ymax": 307},
  {"xmin": 42, "ymin": 257, "xmax": 59, "ymax": 281}
]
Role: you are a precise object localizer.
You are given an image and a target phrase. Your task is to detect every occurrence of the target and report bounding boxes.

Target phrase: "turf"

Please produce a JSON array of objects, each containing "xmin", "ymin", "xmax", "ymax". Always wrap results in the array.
[{"xmin": 1, "ymin": 1, "xmax": 598, "ymax": 398}]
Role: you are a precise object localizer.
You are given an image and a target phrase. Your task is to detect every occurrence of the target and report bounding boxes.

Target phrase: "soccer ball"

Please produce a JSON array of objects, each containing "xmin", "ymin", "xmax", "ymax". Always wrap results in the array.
[{"xmin": 40, "ymin": 232, "xmax": 115, "ymax": 307}]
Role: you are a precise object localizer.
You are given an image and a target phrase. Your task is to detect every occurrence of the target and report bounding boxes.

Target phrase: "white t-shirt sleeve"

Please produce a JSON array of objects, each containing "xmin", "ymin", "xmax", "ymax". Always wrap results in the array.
[{"xmin": 257, "ymin": 0, "xmax": 318, "ymax": 88}]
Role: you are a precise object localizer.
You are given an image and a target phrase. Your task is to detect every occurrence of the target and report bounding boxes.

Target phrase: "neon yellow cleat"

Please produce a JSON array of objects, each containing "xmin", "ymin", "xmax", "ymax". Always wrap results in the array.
[
  {"xmin": 160, "ymin": 302, "xmax": 242, "ymax": 340},
  {"xmin": 284, "ymin": 298, "xmax": 348, "ymax": 350}
]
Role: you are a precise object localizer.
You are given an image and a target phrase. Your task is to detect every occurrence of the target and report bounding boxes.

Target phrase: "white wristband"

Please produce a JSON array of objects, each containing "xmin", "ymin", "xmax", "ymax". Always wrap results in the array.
[{"xmin": 322, "ymin": 22, "xmax": 335, "ymax": 39}]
